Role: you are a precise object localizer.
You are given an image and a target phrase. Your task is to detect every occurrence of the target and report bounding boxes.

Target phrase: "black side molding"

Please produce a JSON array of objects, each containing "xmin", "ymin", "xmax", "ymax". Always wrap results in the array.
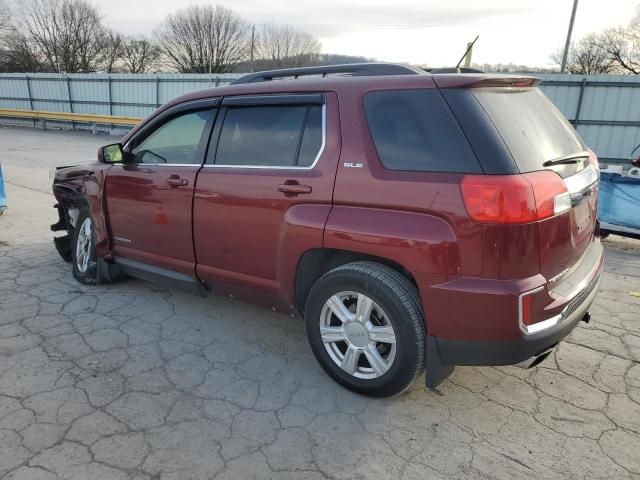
[{"xmin": 113, "ymin": 257, "xmax": 208, "ymax": 297}]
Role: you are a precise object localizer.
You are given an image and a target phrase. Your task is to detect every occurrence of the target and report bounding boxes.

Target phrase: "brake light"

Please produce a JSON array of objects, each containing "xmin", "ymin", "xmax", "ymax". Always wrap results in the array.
[{"xmin": 461, "ymin": 171, "xmax": 570, "ymax": 224}]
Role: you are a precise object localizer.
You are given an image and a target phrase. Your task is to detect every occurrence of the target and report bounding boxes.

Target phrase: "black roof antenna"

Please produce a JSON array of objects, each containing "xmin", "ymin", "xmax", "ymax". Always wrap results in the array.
[{"xmin": 456, "ymin": 35, "xmax": 480, "ymax": 69}]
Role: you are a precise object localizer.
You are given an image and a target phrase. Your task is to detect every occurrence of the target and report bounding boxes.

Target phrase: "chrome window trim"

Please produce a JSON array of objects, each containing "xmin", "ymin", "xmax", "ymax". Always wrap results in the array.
[
  {"xmin": 203, "ymin": 103, "xmax": 327, "ymax": 170},
  {"xmin": 122, "ymin": 163, "xmax": 203, "ymax": 167}
]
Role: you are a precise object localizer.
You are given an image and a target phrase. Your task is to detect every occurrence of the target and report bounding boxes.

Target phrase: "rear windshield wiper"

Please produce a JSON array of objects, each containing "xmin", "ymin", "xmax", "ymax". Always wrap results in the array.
[{"xmin": 543, "ymin": 151, "xmax": 590, "ymax": 167}]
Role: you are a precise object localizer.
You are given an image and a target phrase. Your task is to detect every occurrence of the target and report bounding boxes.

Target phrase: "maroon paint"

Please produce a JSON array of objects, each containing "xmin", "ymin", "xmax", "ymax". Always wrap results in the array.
[
  {"xmin": 104, "ymin": 164, "xmax": 199, "ymax": 275},
  {"xmin": 53, "ymin": 72, "xmax": 603, "ymax": 346},
  {"xmin": 193, "ymin": 93, "xmax": 341, "ymax": 309}
]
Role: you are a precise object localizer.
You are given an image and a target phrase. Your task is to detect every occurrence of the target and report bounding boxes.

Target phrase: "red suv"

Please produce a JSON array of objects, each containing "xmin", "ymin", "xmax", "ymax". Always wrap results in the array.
[{"xmin": 51, "ymin": 63, "xmax": 603, "ymax": 397}]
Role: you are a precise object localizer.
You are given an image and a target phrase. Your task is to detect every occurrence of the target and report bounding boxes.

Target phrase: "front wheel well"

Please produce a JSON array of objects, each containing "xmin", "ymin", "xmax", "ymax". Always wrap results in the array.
[{"xmin": 294, "ymin": 248, "xmax": 418, "ymax": 314}]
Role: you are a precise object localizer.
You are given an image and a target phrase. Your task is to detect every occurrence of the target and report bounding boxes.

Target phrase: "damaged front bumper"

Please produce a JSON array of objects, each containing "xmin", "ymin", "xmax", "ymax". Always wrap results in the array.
[{"xmin": 51, "ymin": 203, "xmax": 72, "ymax": 262}]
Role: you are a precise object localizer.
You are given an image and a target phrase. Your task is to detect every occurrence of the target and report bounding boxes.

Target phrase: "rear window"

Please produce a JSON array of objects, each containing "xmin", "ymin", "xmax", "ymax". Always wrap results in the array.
[
  {"xmin": 473, "ymin": 88, "xmax": 586, "ymax": 172},
  {"xmin": 363, "ymin": 89, "xmax": 482, "ymax": 173}
]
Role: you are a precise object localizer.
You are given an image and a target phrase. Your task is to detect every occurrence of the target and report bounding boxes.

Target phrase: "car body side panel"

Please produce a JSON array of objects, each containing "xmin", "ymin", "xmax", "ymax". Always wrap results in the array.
[
  {"xmin": 104, "ymin": 164, "xmax": 199, "ymax": 276},
  {"xmin": 324, "ymin": 206, "xmax": 459, "ymax": 280},
  {"xmin": 330, "ymin": 79, "xmax": 482, "ymax": 279}
]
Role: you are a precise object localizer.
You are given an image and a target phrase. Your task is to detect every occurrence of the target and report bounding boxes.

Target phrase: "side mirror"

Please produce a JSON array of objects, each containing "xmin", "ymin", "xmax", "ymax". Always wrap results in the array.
[{"xmin": 98, "ymin": 143, "xmax": 124, "ymax": 164}]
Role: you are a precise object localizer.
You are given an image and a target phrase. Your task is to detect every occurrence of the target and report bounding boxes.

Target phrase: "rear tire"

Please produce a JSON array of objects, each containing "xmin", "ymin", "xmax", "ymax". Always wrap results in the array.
[
  {"xmin": 71, "ymin": 210, "xmax": 97, "ymax": 286},
  {"xmin": 304, "ymin": 262, "xmax": 425, "ymax": 397}
]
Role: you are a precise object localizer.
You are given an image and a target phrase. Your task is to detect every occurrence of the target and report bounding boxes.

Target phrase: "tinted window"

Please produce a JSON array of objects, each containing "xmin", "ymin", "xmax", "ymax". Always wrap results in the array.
[
  {"xmin": 473, "ymin": 88, "xmax": 586, "ymax": 172},
  {"xmin": 131, "ymin": 110, "xmax": 213, "ymax": 164},
  {"xmin": 364, "ymin": 89, "xmax": 481, "ymax": 173},
  {"xmin": 298, "ymin": 106, "xmax": 323, "ymax": 166},
  {"xmin": 213, "ymin": 105, "xmax": 323, "ymax": 167}
]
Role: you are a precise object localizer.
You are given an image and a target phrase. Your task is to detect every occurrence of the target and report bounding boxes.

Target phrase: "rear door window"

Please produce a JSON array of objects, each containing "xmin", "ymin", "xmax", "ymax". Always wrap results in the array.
[
  {"xmin": 363, "ymin": 89, "xmax": 482, "ymax": 173},
  {"xmin": 473, "ymin": 88, "xmax": 586, "ymax": 172},
  {"xmin": 213, "ymin": 104, "xmax": 323, "ymax": 167}
]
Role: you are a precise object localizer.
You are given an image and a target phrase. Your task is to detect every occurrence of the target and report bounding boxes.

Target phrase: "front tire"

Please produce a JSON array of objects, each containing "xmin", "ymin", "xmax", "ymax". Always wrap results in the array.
[
  {"xmin": 304, "ymin": 262, "xmax": 425, "ymax": 397},
  {"xmin": 71, "ymin": 210, "xmax": 97, "ymax": 285}
]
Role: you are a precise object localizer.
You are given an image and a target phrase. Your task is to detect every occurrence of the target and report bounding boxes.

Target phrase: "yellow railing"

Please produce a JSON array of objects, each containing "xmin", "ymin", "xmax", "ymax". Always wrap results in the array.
[{"xmin": 0, "ymin": 108, "xmax": 141, "ymax": 126}]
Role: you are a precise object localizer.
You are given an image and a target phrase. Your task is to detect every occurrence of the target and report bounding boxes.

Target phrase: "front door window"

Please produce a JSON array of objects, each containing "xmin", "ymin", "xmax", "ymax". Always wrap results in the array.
[{"xmin": 130, "ymin": 110, "xmax": 213, "ymax": 165}]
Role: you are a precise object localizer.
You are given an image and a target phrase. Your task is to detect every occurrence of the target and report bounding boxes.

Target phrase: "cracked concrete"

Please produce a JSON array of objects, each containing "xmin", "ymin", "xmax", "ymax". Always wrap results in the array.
[{"xmin": 1, "ymin": 126, "xmax": 640, "ymax": 479}]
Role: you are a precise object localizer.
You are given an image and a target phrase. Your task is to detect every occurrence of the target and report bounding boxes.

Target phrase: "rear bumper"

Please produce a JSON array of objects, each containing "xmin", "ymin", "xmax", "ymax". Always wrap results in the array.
[{"xmin": 432, "ymin": 269, "xmax": 602, "ymax": 366}]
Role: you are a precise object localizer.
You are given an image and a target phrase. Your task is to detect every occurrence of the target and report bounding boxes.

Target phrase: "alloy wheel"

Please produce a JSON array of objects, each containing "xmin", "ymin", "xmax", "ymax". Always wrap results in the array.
[{"xmin": 319, "ymin": 291, "xmax": 397, "ymax": 379}]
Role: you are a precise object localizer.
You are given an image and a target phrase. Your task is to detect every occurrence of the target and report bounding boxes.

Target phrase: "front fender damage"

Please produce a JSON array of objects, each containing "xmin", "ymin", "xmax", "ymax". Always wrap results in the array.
[
  {"xmin": 51, "ymin": 163, "xmax": 119, "ymax": 282},
  {"xmin": 51, "ymin": 204, "xmax": 72, "ymax": 262}
]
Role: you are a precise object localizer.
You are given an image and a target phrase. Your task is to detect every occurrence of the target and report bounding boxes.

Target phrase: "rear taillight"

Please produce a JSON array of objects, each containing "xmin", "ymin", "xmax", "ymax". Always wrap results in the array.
[{"xmin": 461, "ymin": 171, "xmax": 570, "ymax": 224}]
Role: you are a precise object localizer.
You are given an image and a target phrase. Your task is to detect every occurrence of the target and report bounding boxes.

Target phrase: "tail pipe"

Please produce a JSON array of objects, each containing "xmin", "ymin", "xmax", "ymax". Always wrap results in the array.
[{"xmin": 515, "ymin": 345, "xmax": 556, "ymax": 369}]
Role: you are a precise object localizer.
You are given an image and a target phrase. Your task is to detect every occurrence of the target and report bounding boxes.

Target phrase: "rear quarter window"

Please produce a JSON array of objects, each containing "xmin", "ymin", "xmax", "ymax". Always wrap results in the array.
[{"xmin": 363, "ymin": 89, "xmax": 482, "ymax": 173}]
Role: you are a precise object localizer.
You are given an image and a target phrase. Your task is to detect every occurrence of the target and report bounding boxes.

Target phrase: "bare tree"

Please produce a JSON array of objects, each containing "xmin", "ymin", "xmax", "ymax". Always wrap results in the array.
[
  {"xmin": 552, "ymin": 33, "xmax": 614, "ymax": 75},
  {"xmin": 16, "ymin": 0, "xmax": 110, "ymax": 72},
  {"xmin": 600, "ymin": 13, "xmax": 640, "ymax": 74},
  {"xmin": 102, "ymin": 29, "xmax": 123, "ymax": 73},
  {"xmin": 155, "ymin": 5, "xmax": 249, "ymax": 73},
  {"xmin": 121, "ymin": 37, "xmax": 161, "ymax": 73},
  {"xmin": 255, "ymin": 23, "xmax": 321, "ymax": 69},
  {"xmin": 0, "ymin": 27, "xmax": 43, "ymax": 71}
]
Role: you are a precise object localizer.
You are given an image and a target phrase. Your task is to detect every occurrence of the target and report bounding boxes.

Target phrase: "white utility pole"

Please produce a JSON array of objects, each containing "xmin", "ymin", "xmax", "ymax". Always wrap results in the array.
[{"xmin": 560, "ymin": 0, "xmax": 580, "ymax": 73}]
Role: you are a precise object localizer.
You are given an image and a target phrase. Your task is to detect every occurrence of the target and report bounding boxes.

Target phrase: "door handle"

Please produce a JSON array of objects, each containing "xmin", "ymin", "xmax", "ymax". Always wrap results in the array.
[
  {"xmin": 167, "ymin": 176, "xmax": 188, "ymax": 187},
  {"xmin": 278, "ymin": 183, "xmax": 312, "ymax": 195}
]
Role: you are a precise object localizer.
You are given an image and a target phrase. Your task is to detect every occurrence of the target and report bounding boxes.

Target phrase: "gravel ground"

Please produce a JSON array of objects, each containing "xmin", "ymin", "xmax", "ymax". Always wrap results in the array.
[{"xmin": 1, "ymin": 126, "xmax": 640, "ymax": 480}]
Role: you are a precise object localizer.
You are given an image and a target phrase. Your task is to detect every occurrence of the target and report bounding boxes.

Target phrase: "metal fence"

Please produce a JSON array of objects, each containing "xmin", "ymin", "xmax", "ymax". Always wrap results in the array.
[
  {"xmin": 1, "ymin": 72, "xmax": 639, "ymax": 165},
  {"xmin": 540, "ymin": 74, "xmax": 640, "ymax": 166}
]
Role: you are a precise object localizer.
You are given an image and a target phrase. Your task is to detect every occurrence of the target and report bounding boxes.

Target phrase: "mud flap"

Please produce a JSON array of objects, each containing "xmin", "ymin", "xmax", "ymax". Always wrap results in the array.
[
  {"xmin": 50, "ymin": 204, "xmax": 69, "ymax": 232},
  {"xmin": 53, "ymin": 235, "xmax": 72, "ymax": 263},
  {"xmin": 425, "ymin": 335, "xmax": 455, "ymax": 390},
  {"xmin": 96, "ymin": 257, "xmax": 123, "ymax": 284}
]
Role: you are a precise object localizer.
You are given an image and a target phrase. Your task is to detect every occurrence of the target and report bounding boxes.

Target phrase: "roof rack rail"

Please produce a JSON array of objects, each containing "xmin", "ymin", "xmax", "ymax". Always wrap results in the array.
[
  {"xmin": 230, "ymin": 63, "xmax": 425, "ymax": 85},
  {"xmin": 430, "ymin": 67, "xmax": 484, "ymax": 74}
]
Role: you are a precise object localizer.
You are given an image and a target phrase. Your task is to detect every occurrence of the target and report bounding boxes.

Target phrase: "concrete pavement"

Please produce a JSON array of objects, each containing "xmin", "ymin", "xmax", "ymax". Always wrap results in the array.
[{"xmin": 1, "ymin": 126, "xmax": 639, "ymax": 480}]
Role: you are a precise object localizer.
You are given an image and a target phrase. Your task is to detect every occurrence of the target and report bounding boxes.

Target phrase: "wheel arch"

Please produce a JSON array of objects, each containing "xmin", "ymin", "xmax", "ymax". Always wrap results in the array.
[{"xmin": 293, "ymin": 247, "xmax": 417, "ymax": 315}]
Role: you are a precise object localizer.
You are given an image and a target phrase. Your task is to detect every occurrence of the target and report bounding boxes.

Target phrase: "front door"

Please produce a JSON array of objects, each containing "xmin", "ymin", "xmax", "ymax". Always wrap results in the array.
[{"xmin": 105, "ymin": 104, "xmax": 216, "ymax": 275}]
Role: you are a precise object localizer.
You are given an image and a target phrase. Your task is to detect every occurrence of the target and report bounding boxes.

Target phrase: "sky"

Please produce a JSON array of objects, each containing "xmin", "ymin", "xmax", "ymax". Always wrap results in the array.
[{"xmin": 101, "ymin": 0, "xmax": 639, "ymax": 67}]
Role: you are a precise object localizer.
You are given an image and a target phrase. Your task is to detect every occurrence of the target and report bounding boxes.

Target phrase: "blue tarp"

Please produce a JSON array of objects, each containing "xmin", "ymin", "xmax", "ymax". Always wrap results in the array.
[
  {"xmin": 598, "ymin": 172, "xmax": 640, "ymax": 230},
  {"xmin": 0, "ymin": 163, "xmax": 6, "ymax": 210}
]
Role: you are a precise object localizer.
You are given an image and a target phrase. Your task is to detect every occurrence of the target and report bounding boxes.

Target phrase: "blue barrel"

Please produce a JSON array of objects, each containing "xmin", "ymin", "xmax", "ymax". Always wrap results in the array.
[
  {"xmin": 598, "ymin": 171, "xmax": 640, "ymax": 230},
  {"xmin": 0, "ymin": 163, "xmax": 6, "ymax": 214}
]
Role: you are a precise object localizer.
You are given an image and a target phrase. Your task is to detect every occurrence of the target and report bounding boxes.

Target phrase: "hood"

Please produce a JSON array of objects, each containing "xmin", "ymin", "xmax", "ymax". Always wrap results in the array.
[{"xmin": 53, "ymin": 160, "xmax": 106, "ymax": 182}]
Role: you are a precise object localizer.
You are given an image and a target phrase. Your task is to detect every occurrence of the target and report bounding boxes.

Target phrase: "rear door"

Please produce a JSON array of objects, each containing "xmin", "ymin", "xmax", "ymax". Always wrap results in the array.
[
  {"xmin": 193, "ymin": 92, "xmax": 339, "ymax": 298},
  {"xmin": 105, "ymin": 100, "xmax": 217, "ymax": 274},
  {"xmin": 471, "ymin": 87, "xmax": 598, "ymax": 279}
]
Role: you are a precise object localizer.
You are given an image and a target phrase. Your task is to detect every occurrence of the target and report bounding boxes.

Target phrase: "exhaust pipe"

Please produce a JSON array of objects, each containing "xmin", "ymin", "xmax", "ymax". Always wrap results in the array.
[
  {"xmin": 515, "ymin": 346, "xmax": 555, "ymax": 369},
  {"xmin": 582, "ymin": 311, "xmax": 591, "ymax": 324}
]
